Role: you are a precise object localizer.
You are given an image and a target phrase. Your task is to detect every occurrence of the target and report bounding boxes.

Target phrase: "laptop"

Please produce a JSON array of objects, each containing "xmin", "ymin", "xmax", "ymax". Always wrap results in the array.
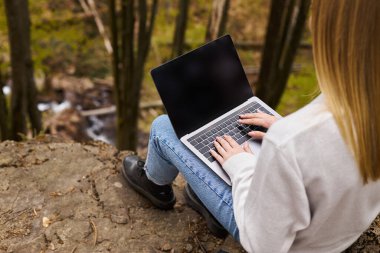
[{"xmin": 151, "ymin": 35, "xmax": 281, "ymax": 185}]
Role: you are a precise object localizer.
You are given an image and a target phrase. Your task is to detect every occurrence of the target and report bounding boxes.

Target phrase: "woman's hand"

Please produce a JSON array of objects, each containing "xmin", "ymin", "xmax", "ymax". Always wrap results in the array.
[
  {"xmin": 210, "ymin": 135, "xmax": 253, "ymax": 165},
  {"xmin": 238, "ymin": 110, "xmax": 278, "ymax": 140}
]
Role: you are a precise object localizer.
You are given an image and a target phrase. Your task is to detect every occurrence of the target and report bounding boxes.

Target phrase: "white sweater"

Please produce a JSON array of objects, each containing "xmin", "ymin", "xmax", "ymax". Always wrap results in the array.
[{"xmin": 223, "ymin": 95, "xmax": 380, "ymax": 253}]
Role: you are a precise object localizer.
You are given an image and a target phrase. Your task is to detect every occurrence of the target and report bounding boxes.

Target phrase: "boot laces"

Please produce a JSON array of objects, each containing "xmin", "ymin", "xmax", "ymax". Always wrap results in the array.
[{"xmin": 137, "ymin": 160, "xmax": 146, "ymax": 176}]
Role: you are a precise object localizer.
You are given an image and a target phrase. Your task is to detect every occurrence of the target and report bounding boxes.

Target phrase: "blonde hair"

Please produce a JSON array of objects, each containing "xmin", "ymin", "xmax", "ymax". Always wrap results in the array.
[{"xmin": 311, "ymin": 0, "xmax": 380, "ymax": 183}]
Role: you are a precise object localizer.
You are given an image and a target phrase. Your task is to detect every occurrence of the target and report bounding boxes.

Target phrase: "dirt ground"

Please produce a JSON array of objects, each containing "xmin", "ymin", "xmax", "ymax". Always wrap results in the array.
[{"xmin": 0, "ymin": 137, "xmax": 378, "ymax": 253}]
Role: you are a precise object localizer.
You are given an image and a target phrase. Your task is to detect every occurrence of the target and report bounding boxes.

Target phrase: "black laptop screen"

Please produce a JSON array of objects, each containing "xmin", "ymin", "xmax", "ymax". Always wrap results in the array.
[{"xmin": 151, "ymin": 35, "xmax": 253, "ymax": 138}]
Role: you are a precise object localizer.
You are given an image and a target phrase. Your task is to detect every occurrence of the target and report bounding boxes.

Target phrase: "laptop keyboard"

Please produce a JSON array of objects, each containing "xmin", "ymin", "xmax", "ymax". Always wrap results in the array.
[{"xmin": 187, "ymin": 101, "xmax": 273, "ymax": 163}]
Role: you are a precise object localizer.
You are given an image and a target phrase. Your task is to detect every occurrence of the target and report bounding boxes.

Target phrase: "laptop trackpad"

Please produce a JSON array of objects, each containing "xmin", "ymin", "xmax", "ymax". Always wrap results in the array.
[{"xmin": 248, "ymin": 139, "xmax": 262, "ymax": 156}]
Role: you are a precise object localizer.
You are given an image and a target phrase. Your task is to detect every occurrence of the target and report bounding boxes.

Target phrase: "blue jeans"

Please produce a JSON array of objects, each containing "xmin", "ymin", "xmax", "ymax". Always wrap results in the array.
[{"xmin": 144, "ymin": 115, "xmax": 239, "ymax": 240}]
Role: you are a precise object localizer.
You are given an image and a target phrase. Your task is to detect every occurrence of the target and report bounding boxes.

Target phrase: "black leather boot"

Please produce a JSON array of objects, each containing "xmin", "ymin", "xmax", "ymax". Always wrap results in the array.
[
  {"xmin": 184, "ymin": 184, "xmax": 228, "ymax": 238},
  {"xmin": 122, "ymin": 155, "xmax": 176, "ymax": 210}
]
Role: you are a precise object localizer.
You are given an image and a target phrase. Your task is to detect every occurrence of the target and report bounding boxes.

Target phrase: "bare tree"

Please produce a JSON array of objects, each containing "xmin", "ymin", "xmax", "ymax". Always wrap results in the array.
[
  {"xmin": 110, "ymin": 0, "xmax": 159, "ymax": 150},
  {"xmin": 205, "ymin": 0, "xmax": 230, "ymax": 41},
  {"xmin": 4, "ymin": 0, "xmax": 42, "ymax": 140},
  {"xmin": 172, "ymin": 0, "xmax": 190, "ymax": 58},
  {"xmin": 256, "ymin": 0, "xmax": 311, "ymax": 108}
]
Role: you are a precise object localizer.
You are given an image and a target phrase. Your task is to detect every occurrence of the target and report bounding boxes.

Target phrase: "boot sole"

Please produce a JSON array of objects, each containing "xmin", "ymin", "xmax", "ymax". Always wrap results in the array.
[
  {"xmin": 184, "ymin": 185, "xmax": 228, "ymax": 238},
  {"xmin": 121, "ymin": 160, "xmax": 176, "ymax": 210}
]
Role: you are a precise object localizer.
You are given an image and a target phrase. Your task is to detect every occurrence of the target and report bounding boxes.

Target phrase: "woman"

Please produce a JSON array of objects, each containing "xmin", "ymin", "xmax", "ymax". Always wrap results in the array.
[{"xmin": 122, "ymin": 0, "xmax": 380, "ymax": 252}]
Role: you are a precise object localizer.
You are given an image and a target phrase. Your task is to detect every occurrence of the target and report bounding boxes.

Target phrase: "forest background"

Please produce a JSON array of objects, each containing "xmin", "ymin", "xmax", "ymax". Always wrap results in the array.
[
  {"xmin": 0, "ymin": 0, "xmax": 316, "ymax": 153},
  {"xmin": 1, "ymin": 2, "xmax": 379, "ymax": 252}
]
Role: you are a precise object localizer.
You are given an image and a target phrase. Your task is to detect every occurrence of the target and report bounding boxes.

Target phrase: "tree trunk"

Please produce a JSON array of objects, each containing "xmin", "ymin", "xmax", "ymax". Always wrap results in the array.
[
  {"xmin": 109, "ymin": 0, "xmax": 123, "ymax": 147},
  {"xmin": 118, "ymin": 0, "xmax": 135, "ymax": 150},
  {"xmin": 4, "ymin": 0, "xmax": 28, "ymax": 140},
  {"xmin": 26, "ymin": 59, "xmax": 42, "ymax": 136},
  {"xmin": 270, "ymin": 0, "xmax": 311, "ymax": 106},
  {"xmin": 0, "ymin": 73, "xmax": 9, "ymax": 141},
  {"xmin": 172, "ymin": 0, "xmax": 190, "ymax": 58},
  {"xmin": 110, "ymin": 0, "xmax": 159, "ymax": 151},
  {"xmin": 24, "ymin": 3, "xmax": 42, "ymax": 136},
  {"xmin": 205, "ymin": 0, "xmax": 230, "ymax": 41},
  {"xmin": 4, "ymin": 0, "xmax": 41, "ymax": 140},
  {"xmin": 256, "ymin": 0, "xmax": 311, "ymax": 108}
]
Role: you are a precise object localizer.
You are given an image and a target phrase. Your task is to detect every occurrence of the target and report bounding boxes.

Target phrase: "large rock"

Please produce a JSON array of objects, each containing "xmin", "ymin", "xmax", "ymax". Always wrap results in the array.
[
  {"xmin": 0, "ymin": 138, "xmax": 244, "ymax": 253},
  {"xmin": 0, "ymin": 138, "xmax": 378, "ymax": 252}
]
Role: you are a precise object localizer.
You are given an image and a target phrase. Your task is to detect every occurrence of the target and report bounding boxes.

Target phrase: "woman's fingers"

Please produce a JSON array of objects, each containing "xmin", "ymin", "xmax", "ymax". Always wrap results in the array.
[
  {"xmin": 238, "ymin": 118, "xmax": 267, "ymax": 127},
  {"xmin": 223, "ymin": 135, "xmax": 239, "ymax": 148},
  {"xmin": 216, "ymin": 136, "xmax": 232, "ymax": 151},
  {"xmin": 248, "ymin": 131, "xmax": 265, "ymax": 140},
  {"xmin": 214, "ymin": 141, "xmax": 226, "ymax": 155},
  {"xmin": 239, "ymin": 111, "xmax": 277, "ymax": 129},
  {"xmin": 210, "ymin": 149, "xmax": 224, "ymax": 164},
  {"xmin": 212, "ymin": 137, "xmax": 255, "ymax": 165},
  {"xmin": 239, "ymin": 112, "xmax": 270, "ymax": 119}
]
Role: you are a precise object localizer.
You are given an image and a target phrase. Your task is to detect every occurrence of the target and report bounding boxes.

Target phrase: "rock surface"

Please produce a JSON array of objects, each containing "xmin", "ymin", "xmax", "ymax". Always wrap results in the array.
[
  {"xmin": 0, "ymin": 138, "xmax": 244, "ymax": 253},
  {"xmin": 0, "ymin": 138, "xmax": 378, "ymax": 252}
]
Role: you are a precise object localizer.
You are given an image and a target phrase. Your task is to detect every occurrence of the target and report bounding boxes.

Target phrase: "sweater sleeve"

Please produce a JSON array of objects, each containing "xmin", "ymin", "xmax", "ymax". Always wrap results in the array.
[{"xmin": 223, "ymin": 139, "xmax": 311, "ymax": 253}]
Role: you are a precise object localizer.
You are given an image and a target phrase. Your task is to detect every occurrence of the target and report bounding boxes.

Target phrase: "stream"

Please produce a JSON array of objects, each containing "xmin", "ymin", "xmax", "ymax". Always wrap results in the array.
[{"xmin": 2, "ymin": 83, "xmax": 116, "ymax": 145}]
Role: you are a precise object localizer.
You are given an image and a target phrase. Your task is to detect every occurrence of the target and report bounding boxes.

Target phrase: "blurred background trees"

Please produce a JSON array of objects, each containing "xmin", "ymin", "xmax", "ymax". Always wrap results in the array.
[
  {"xmin": 110, "ymin": 0, "xmax": 158, "ymax": 150},
  {"xmin": 171, "ymin": 0, "xmax": 190, "ymax": 58},
  {"xmin": 0, "ymin": 0, "xmax": 315, "ymax": 151},
  {"xmin": 205, "ymin": 0, "xmax": 230, "ymax": 42},
  {"xmin": 3, "ymin": 0, "xmax": 41, "ymax": 140},
  {"xmin": 256, "ymin": 0, "xmax": 312, "ymax": 108}
]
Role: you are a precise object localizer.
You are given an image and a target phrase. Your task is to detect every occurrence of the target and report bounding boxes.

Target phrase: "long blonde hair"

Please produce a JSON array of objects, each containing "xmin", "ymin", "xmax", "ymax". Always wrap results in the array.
[{"xmin": 311, "ymin": 0, "xmax": 380, "ymax": 183}]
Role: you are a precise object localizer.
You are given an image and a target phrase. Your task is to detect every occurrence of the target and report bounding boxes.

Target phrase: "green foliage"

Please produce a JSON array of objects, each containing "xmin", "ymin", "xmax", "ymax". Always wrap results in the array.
[
  {"xmin": 31, "ymin": 1, "xmax": 110, "ymax": 78},
  {"xmin": 0, "ymin": 2, "xmax": 9, "ymax": 74},
  {"xmin": 277, "ymin": 53, "xmax": 319, "ymax": 115},
  {"xmin": 0, "ymin": 0, "xmax": 110, "ymax": 80}
]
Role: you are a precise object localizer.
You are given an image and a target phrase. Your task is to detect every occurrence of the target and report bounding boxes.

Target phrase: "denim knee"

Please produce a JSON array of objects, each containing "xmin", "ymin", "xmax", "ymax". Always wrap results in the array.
[
  {"xmin": 150, "ymin": 115, "xmax": 174, "ymax": 138},
  {"xmin": 150, "ymin": 114, "xmax": 171, "ymax": 133}
]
